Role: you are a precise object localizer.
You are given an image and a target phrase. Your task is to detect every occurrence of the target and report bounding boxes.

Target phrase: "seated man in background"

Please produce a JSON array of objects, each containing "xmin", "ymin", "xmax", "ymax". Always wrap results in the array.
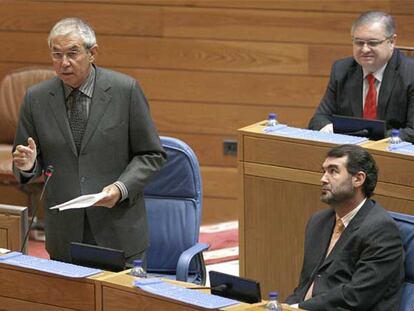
[
  {"xmin": 285, "ymin": 144, "xmax": 404, "ymax": 310},
  {"xmin": 308, "ymin": 11, "xmax": 414, "ymax": 143}
]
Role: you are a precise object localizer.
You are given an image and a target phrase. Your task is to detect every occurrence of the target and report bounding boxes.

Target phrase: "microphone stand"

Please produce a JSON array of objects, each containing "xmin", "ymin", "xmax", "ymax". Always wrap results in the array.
[{"xmin": 20, "ymin": 166, "xmax": 54, "ymax": 253}]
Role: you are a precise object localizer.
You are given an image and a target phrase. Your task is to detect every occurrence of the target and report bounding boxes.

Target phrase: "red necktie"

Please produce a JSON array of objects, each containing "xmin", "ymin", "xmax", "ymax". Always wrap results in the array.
[{"xmin": 363, "ymin": 74, "xmax": 377, "ymax": 119}]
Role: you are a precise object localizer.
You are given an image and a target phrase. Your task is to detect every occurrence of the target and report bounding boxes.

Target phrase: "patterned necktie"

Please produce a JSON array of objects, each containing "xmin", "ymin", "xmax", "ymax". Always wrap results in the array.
[
  {"xmin": 363, "ymin": 74, "xmax": 377, "ymax": 119},
  {"xmin": 304, "ymin": 218, "xmax": 345, "ymax": 300},
  {"xmin": 68, "ymin": 89, "xmax": 87, "ymax": 153}
]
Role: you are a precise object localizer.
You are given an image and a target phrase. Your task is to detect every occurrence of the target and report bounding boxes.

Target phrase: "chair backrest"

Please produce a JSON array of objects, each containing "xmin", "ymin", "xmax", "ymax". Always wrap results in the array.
[
  {"xmin": 144, "ymin": 136, "xmax": 202, "ymax": 274},
  {"xmin": 389, "ymin": 211, "xmax": 414, "ymax": 311},
  {"xmin": 0, "ymin": 67, "xmax": 55, "ymax": 144},
  {"xmin": 397, "ymin": 46, "xmax": 414, "ymax": 58}
]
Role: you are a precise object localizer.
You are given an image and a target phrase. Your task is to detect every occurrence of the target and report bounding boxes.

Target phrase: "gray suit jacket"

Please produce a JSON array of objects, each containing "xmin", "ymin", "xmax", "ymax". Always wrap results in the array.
[
  {"xmin": 285, "ymin": 200, "xmax": 404, "ymax": 311},
  {"xmin": 308, "ymin": 49, "xmax": 414, "ymax": 142},
  {"xmin": 13, "ymin": 66, "xmax": 166, "ymax": 262}
]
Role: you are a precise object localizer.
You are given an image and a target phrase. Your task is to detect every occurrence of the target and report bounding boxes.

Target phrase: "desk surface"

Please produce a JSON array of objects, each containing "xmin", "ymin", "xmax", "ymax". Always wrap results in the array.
[
  {"xmin": 238, "ymin": 121, "xmax": 414, "ymax": 299},
  {"xmin": 101, "ymin": 270, "xmax": 265, "ymax": 310},
  {"xmin": 0, "ymin": 260, "xmax": 304, "ymax": 311}
]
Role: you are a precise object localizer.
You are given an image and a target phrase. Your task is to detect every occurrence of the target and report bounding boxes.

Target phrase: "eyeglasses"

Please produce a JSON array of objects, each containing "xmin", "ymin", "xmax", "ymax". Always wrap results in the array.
[
  {"xmin": 51, "ymin": 49, "xmax": 86, "ymax": 61},
  {"xmin": 352, "ymin": 37, "xmax": 392, "ymax": 48}
]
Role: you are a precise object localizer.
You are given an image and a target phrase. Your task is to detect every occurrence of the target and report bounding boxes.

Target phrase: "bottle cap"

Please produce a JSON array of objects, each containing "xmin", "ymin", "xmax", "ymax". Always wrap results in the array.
[
  {"xmin": 268, "ymin": 291, "xmax": 278, "ymax": 299},
  {"xmin": 391, "ymin": 129, "xmax": 400, "ymax": 136},
  {"xmin": 268, "ymin": 112, "xmax": 276, "ymax": 120},
  {"xmin": 133, "ymin": 259, "xmax": 143, "ymax": 266}
]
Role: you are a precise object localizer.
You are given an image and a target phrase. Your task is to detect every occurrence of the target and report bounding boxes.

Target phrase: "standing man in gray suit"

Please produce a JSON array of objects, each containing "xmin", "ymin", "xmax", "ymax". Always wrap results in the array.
[
  {"xmin": 285, "ymin": 145, "xmax": 404, "ymax": 310},
  {"xmin": 309, "ymin": 11, "xmax": 414, "ymax": 142},
  {"xmin": 12, "ymin": 18, "xmax": 166, "ymax": 264}
]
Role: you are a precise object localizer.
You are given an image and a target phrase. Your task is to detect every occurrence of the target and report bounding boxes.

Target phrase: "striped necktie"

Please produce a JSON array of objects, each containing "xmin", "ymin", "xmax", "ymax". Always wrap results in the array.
[{"xmin": 68, "ymin": 89, "xmax": 87, "ymax": 153}]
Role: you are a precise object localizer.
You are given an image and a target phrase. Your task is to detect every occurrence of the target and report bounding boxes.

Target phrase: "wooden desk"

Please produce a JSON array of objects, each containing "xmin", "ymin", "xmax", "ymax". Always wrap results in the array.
[
  {"xmin": 238, "ymin": 121, "xmax": 414, "ymax": 301},
  {"xmin": 100, "ymin": 271, "xmax": 269, "ymax": 311},
  {"xmin": 0, "ymin": 261, "xmax": 111, "ymax": 311},
  {"xmin": 0, "ymin": 261, "xmax": 304, "ymax": 311}
]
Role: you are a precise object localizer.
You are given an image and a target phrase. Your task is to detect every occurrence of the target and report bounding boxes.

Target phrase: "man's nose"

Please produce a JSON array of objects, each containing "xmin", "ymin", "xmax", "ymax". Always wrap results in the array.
[
  {"xmin": 361, "ymin": 44, "xmax": 371, "ymax": 53},
  {"xmin": 61, "ymin": 56, "xmax": 71, "ymax": 66}
]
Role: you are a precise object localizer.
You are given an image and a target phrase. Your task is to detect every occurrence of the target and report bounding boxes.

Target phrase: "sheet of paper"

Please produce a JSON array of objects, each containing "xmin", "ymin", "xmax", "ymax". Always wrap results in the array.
[{"xmin": 50, "ymin": 192, "xmax": 108, "ymax": 211}]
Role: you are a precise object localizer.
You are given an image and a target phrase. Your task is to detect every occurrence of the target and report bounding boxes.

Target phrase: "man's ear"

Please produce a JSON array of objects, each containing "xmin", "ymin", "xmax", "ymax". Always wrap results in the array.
[
  {"xmin": 89, "ymin": 45, "xmax": 98, "ymax": 62},
  {"xmin": 352, "ymin": 171, "xmax": 366, "ymax": 188}
]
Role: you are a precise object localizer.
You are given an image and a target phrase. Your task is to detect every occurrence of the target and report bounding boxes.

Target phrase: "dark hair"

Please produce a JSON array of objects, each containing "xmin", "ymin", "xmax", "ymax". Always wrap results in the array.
[
  {"xmin": 327, "ymin": 144, "xmax": 378, "ymax": 198},
  {"xmin": 351, "ymin": 11, "xmax": 395, "ymax": 38}
]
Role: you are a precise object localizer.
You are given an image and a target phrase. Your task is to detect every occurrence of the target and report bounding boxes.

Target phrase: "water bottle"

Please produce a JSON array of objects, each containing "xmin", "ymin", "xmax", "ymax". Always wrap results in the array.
[
  {"xmin": 389, "ymin": 129, "xmax": 402, "ymax": 145},
  {"xmin": 129, "ymin": 259, "xmax": 147, "ymax": 278},
  {"xmin": 267, "ymin": 113, "xmax": 278, "ymax": 127},
  {"xmin": 265, "ymin": 291, "xmax": 282, "ymax": 311}
]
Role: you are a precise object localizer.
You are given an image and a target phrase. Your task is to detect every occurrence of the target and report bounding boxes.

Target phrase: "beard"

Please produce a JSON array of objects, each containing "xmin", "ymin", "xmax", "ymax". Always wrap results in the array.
[{"xmin": 321, "ymin": 178, "xmax": 355, "ymax": 205}]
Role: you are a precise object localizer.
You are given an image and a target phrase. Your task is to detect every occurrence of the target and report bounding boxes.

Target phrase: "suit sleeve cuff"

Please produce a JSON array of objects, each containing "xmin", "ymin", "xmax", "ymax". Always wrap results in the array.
[
  {"xmin": 20, "ymin": 159, "xmax": 37, "ymax": 177},
  {"xmin": 113, "ymin": 181, "xmax": 128, "ymax": 202}
]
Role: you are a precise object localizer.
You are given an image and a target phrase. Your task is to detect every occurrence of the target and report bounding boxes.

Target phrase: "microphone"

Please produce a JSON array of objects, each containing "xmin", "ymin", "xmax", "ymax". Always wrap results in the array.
[{"xmin": 20, "ymin": 165, "xmax": 54, "ymax": 253}]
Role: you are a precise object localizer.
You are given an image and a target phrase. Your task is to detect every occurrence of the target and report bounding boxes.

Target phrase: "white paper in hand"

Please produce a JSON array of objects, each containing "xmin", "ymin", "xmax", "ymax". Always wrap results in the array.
[{"xmin": 50, "ymin": 192, "xmax": 108, "ymax": 211}]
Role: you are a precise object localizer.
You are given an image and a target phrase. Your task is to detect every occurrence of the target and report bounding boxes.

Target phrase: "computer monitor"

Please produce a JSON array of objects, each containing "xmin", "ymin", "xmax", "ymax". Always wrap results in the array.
[
  {"xmin": 70, "ymin": 242, "xmax": 126, "ymax": 272},
  {"xmin": 332, "ymin": 114, "xmax": 386, "ymax": 141},
  {"xmin": 0, "ymin": 204, "xmax": 28, "ymax": 253},
  {"xmin": 209, "ymin": 270, "xmax": 261, "ymax": 303}
]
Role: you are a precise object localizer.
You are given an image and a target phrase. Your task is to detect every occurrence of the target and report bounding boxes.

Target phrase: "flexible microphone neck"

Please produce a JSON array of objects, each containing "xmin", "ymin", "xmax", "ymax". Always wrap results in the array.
[{"xmin": 20, "ymin": 165, "xmax": 54, "ymax": 253}]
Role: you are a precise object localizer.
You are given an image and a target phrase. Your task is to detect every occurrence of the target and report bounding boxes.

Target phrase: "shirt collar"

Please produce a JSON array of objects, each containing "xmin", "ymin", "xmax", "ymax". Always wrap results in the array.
[
  {"xmin": 363, "ymin": 63, "xmax": 387, "ymax": 83},
  {"xmin": 337, "ymin": 198, "xmax": 366, "ymax": 228},
  {"xmin": 64, "ymin": 66, "xmax": 95, "ymax": 99}
]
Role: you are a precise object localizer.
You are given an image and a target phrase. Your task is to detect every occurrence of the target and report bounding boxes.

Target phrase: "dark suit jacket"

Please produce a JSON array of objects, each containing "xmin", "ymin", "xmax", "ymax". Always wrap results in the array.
[
  {"xmin": 285, "ymin": 200, "xmax": 404, "ymax": 311},
  {"xmin": 308, "ymin": 49, "xmax": 414, "ymax": 142},
  {"xmin": 13, "ymin": 66, "xmax": 166, "ymax": 262}
]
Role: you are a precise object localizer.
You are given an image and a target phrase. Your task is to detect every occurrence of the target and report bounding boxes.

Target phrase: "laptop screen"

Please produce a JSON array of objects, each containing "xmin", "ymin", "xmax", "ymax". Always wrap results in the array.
[
  {"xmin": 70, "ymin": 242, "xmax": 126, "ymax": 272},
  {"xmin": 332, "ymin": 114, "xmax": 386, "ymax": 141},
  {"xmin": 209, "ymin": 270, "xmax": 261, "ymax": 303}
]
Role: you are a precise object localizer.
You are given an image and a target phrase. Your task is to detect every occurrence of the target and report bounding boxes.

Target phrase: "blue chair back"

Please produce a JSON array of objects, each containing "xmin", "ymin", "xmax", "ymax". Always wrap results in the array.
[
  {"xmin": 389, "ymin": 211, "xmax": 414, "ymax": 311},
  {"xmin": 144, "ymin": 136, "xmax": 205, "ymax": 282}
]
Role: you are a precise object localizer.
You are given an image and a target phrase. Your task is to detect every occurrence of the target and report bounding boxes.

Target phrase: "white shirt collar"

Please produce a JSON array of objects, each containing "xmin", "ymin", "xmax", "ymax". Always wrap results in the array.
[
  {"xmin": 363, "ymin": 63, "xmax": 387, "ymax": 83},
  {"xmin": 337, "ymin": 198, "xmax": 367, "ymax": 228}
]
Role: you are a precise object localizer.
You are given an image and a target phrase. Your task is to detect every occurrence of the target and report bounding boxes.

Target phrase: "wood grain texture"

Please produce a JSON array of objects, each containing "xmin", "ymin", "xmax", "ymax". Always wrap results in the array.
[
  {"xmin": 77, "ymin": 0, "xmax": 392, "ymax": 12},
  {"xmin": 202, "ymin": 197, "xmax": 238, "ymax": 224},
  {"xmin": 0, "ymin": 265, "xmax": 96, "ymax": 311},
  {"xmin": 0, "ymin": 214, "xmax": 20, "ymax": 251},
  {"xmin": 1, "ymin": 0, "xmax": 414, "ymax": 226}
]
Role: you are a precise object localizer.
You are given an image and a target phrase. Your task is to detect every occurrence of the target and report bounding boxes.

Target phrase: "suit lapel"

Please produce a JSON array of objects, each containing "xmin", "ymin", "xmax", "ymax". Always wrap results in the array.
[
  {"xmin": 346, "ymin": 64, "xmax": 364, "ymax": 117},
  {"xmin": 377, "ymin": 50, "xmax": 399, "ymax": 119},
  {"xmin": 310, "ymin": 213, "xmax": 336, "ymax": 277},
  {"xmin": 319, "ymin": 200, "xmax": 373, "ymax": 270},
  {"xmin": 47, "ymin": 77, "xmax": 78, "ymax": 156},
  {"xmin": 80, "ymin": 68, "xmax": 112, "ymax": 153}
]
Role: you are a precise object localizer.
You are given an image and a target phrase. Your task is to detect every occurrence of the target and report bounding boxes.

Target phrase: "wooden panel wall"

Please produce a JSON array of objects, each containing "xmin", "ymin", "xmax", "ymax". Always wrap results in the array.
[{"xmin": 1, "ymin": 1, "xmax": 414, "ymax": 224}]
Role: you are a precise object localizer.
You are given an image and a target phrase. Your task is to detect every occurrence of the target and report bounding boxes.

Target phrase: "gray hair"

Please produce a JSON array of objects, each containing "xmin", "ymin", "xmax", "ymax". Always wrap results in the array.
[
  {"xmin": 351, "ymin": 11, "xmax": 396, "ymax": 38},
  {"xmin": 48, "ymin": 18, "xmax": 97, "ymax": 49}
]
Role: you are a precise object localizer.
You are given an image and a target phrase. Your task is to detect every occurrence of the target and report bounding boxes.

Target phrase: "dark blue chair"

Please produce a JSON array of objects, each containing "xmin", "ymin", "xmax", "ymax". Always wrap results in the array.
[
  {"xmin": 144, "ymin": 136, "xmax": 209, "ymax": 285},
  {"xmin": 389, "ymin": 211, "xmax": 414, "ymax": 311}
]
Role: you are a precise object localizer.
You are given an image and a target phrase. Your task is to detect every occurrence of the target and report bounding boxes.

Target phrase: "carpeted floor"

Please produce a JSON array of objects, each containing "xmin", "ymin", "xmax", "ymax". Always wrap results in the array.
[{"xmin": 199, "ymin": 221, "xmax": 238, "ymax": 265}]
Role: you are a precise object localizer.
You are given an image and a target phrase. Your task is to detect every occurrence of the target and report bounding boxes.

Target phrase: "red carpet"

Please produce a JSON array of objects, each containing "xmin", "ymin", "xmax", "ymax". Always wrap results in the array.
[
  {"xmin": 28, "ymin": 221, "xmax": 239, "ymax": 265},
  {"xmin": 199, "ymin": 221, "xmax": 239, "ymax": 265}
]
